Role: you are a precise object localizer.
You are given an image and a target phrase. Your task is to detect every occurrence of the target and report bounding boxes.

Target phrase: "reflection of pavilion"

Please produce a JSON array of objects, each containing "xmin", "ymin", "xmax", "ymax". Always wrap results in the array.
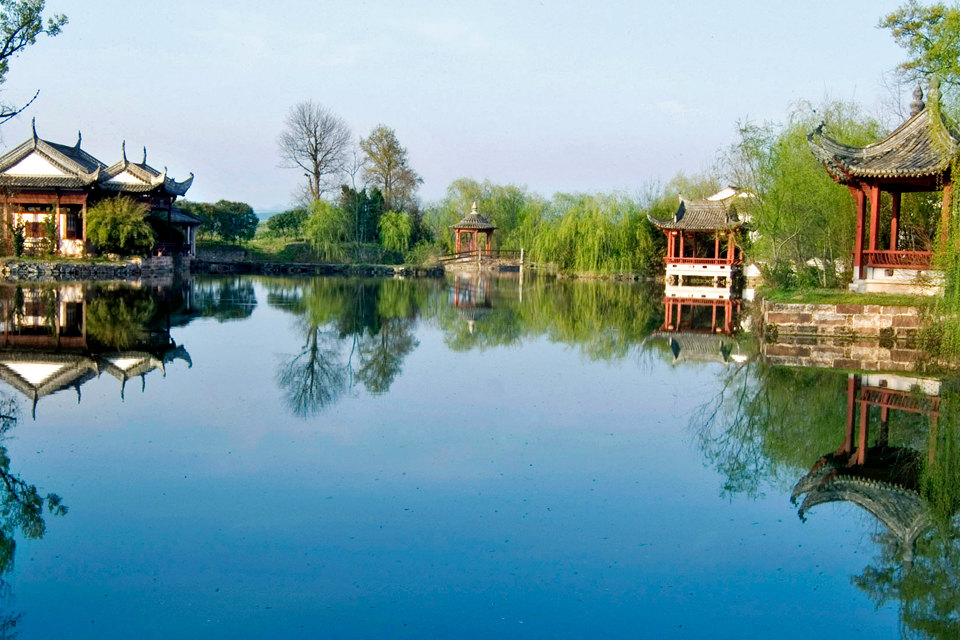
[
  {"xmin": 0, "ymin": 285, "xmax": 192, "ymax": 416},
  {"xmin": 792, "ymin": 373, "xmax": 941, "ymax": 564},
  {"xmin": 645, "ymin": 294, "xmax": 745, "ymax": 365},
  {"xmin": 451, "ymin": 275, "xmax": 492, "ymax": 333}
]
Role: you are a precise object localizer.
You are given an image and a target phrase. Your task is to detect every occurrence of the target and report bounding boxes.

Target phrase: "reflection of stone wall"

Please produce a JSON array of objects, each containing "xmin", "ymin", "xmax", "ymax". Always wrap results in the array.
[
  {"xmin": 763, "ymin": 336, "xmax": 924, "ymax": 372},
  {"xmin": 764, "ymin": 301, "xmax": 921, "ymax": 340}
]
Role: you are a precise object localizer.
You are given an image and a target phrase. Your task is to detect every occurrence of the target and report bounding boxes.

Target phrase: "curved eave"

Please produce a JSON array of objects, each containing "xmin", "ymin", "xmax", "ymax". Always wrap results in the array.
[
  {"xmin": 808, "ymin": 107, "xmax": 960, "ymax": 183},
  {"xmin": 646, "ymin": 211, "xmax": 742, "ymax": 232}
]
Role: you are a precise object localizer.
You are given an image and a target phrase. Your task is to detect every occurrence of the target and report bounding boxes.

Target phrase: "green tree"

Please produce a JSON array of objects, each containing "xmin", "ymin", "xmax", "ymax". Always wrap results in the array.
[
  {"xmin": 265, "ymin": 208, "xmax": 308, "ymax": 238},
  {"xmin": 86, "ymin": 196, "xmax": 156, "ymax": 256},
  {"xmin": 881, "ymin": 1, "xmax": 960, "ymax": 90},
  {"xmin": 378, "ymin": 210, "xmax": 411, "ymax": 260},
  {"xmin": 359, "ymin": 125, "xmax": 421, "ymax": 212},
  {"xmin": 0, "ymin": 0, "xmax": 66, "ymax": 124},
  {"xmin": 304, "ymin": 199, "xmax": 349, "ymax": 261},
  {"xmin": 178, "ymin": 199, "xmax": 258, "ymax": 243}
]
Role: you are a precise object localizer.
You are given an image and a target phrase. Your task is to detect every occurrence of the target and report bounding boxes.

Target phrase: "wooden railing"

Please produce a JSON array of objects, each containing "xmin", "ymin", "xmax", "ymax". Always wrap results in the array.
[
  {"xmin": 863, "ymin": 250, "xmax": 932, "ymax": 269},
  {"xmin": 666, "ymin": 256, "xmax": 741, "ymax": 266},
  {"xmin": 439, "ymin": 249, "xmax": 522, "ymax": 263},
  {"xmin": 859, "ymin": 386, "xmax": 940, "ymax": 415}
]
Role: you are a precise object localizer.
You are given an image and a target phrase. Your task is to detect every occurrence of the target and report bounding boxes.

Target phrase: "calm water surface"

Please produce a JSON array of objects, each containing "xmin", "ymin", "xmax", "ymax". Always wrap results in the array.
[{"xmin": 0, "ymin": 276, "xmax": 952, "ymax": 638}]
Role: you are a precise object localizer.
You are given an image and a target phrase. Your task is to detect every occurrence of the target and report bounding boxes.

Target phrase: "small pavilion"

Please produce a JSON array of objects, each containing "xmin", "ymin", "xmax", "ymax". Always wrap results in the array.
[
  {"xmin": 648, "ymin": 187, "xmax": 745, "ymax": 292},
  {"xmin": 452, "ymin": 202, "xmax": 496, "ymax": 257},
  {"xmin": 808, "ymin": 86, "xmax": 960, "ymax": 293}
]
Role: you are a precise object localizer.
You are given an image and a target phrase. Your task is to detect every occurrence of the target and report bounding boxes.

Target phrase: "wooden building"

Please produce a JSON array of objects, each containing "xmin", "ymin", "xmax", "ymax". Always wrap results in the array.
[
  {"xmin": 452, "ymin": 202, "xmax": 496, "ymax": 257},
  {"xmin": 808, "ymin": 86, "xmax": 957, "ymax": 294},
  {"xmin": 648, "ymin": 187, "xmax": 745, "ymax": 298},
  {"xmin": 0, "ymin": 122, "xmax": 199, "ymax": 257}
]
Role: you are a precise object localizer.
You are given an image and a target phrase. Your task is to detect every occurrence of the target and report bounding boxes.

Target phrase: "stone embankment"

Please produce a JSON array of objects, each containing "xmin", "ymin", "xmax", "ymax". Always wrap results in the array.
[
  {"xmin": 762, "ymin": 301, "xmax": 927, "ymax": 371},
  {"xmin": 2, "ymin": 256, "xmax": 182, "ymax": 282},
  {"xmin": 192, "ymin": 260, "xmax": 444, "ymax": 278}
]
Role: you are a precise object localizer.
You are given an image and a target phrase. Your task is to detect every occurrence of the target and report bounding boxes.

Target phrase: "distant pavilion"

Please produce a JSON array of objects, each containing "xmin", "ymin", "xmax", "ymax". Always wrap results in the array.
[
  {"xmin": 808, "ymin": 86, "xmax": 959, "ymax": 293},
  {"xmin": 452, "ymin": 202, "xmax": 496, "ymax": 257},
  {"xmin": 647, "ymin": 187, "xmax": 745, "ymax": 296}
]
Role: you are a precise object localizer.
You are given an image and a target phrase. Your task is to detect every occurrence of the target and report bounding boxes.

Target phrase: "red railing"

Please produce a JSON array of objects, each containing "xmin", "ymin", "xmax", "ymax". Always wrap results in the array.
[
  {"xmin": 666, "ymin": 256, "xmax": 741, "ymax": 266},
  {"xmin": 863, "ymin": 250, "xmax": 932, "ymax": 269},
  {"xmin": 859, "ymin": 386, "xmax": 940, "ymax": 415}
]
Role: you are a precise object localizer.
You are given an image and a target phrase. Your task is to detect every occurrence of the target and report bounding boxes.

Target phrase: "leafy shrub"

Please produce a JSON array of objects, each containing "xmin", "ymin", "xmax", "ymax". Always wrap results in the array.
[{"xmin": 86, "ymin": 196, "xmax": 155, "ymax": 256}]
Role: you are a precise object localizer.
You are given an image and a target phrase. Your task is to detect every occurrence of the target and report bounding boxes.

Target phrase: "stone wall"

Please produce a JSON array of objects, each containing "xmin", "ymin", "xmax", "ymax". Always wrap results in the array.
[
  {"xmin": 1, "ymin": 255, "xmax": 186, "ymax": 282},
  {"xmin": 763, "ymin": 301, "xmax": 921, "ymax": 341},
  {"xmin": 762, "ymin": 336, "xmax": 925, "ymax": 372}
]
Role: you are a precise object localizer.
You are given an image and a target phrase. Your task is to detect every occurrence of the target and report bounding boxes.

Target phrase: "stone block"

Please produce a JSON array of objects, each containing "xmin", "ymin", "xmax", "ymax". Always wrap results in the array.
[
  {"xmin": 892, "ymin": 315, "xmax": 922, "ymax": 328},
  {"xmin": 764, "ymin": 344, "xmax": 811, "ymax": 357},
  {"xmin": 836, "ymin": 304, "xmax": 864, "ymax": 314},
  {"xmin": 833, "ymin": 358, "xmax": 862, "ymax": 369}
]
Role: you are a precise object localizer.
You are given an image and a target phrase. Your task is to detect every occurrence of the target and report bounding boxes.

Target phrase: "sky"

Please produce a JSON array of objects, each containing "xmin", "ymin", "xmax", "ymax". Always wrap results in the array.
[{"xmin": 0, "ymin": 0, "xmax": 913, "ymax": 213}]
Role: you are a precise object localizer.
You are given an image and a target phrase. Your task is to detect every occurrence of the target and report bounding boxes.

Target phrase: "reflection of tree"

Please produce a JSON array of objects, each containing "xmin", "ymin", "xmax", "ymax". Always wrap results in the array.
[
  {"xmin": 192, "ymin": 277, "xmax": 257, "ymax": 322},
  {"xmin": 0, "ymin": 392, "xmax": 67, "ymax": 636},
  {"xmin": 85, "ymin": 287, "xmax": 156, "ymax": 349},
  {"xmin": 852, "ymin": 383, "xmax": 960, "ymax": 640},
  {"xmin": 269, "ymin": 278, "xmax": 423, "ymax": 416}
]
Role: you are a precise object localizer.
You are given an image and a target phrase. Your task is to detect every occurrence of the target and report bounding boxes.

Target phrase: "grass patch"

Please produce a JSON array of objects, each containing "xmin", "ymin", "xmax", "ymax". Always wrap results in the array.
[{"xmin": 761, "ymin": 287, "xmax": 932, "ymax": 307}]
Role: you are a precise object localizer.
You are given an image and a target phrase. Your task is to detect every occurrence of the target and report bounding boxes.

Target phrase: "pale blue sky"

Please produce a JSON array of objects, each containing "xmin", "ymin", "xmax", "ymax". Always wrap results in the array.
[{"xmin": 3, "ymin": 0, "xmax": 909, "ymax": 212}]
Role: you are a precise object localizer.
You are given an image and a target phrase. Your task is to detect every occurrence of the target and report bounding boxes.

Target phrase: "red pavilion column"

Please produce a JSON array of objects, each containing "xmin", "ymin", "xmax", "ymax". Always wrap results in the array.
[
  {"xmin": 857, "ymin": 400, "xmax": 869, "ymax": 465},
  {"xmin": 852, "ymin": 187, "xmax": 866, "ymax": 279},
  {"xmin": 868, "ymin": 185, "xmax": 881, "ymax": 257},
  {"xmin": 890, "ymin": 192, "xmax": 901, "ymax": 251}
]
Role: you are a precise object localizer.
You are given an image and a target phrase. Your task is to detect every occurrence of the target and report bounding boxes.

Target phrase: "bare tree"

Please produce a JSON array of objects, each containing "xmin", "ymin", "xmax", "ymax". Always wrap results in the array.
[
  {"xmin": 278, "ymin": 101, "xmax": 352, "ymax": 202},
  {"xmin": 0, "ymin": 1, "xmax": 67, "ymax": 126}
]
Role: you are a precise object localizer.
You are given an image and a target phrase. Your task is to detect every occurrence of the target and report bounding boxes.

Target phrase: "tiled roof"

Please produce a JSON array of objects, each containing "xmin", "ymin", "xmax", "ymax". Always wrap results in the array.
[
  {"xmin": 648, "ymin": 196, "xmax": 743, "ymax": 231},
  {"xmin": 0, "ymin": 126, "xmax": 193, "ymax": 197},
  {"xmin": 808, "ymin": 106, "xmax": 960, "ymax": 183},
  {"xmin": 452, "ymin": 202, "xmax": 497, "ymax": 230},
  {"xmin": 151, "ymin": 207, "xmax": 202, "ymax": 226}
]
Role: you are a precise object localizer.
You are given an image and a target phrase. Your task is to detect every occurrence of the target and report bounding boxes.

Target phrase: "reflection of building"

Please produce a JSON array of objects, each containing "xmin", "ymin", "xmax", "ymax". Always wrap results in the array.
[
  {"xmin": 0, "ymin": 285, "xmax": 192, "ymax": 416},
  {"xmin": 451, "ymin": 274, "xmax": 492, "ymax": 333},
  {"xmin": 645, "ymin": 295, "xmax": 746, "ymax": 364},
  {"xmin": 809, "ymin": 86, "xmax": 953, "ymax": 294},
  {"xmin": 792, "ymin": 373, "xmax": 941, "ymax": 564},
  {"xmin": 0, "ymin": 122, "xmax": 199, "ymax": 256},
  {"xmin": 648, "ymin": 187, "xmax": 746, "ymax": 295}
]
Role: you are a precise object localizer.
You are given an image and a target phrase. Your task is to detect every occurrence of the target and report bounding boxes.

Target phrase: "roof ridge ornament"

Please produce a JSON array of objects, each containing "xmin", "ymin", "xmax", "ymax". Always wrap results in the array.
[
  {"xmin": 75, "ymin": 130, "xmax": 81, "ymax": 149},
  {"xmin": 910, "ymin": 85, "xmax": 925, "ymax": 117},
  {"xmin": 142, "ymin": 146, "xmax": 147, "ymax": 165},
  {"xmin": 121, "ymin": 140, "xmax": 127, "ymax": 166},
  {"xmin": 471, "ymin": 201, "xmax": 478, "ymax": 214},
  {"xmin": 31, "ymin": 117, "xmax": 37, "ymax": 144}
]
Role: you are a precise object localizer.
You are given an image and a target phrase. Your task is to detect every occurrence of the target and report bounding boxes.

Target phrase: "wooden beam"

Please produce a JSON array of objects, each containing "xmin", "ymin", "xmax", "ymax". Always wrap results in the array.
[{"xmin": 854, "ymin": 187, "xmax": 866, "ymax": 279}]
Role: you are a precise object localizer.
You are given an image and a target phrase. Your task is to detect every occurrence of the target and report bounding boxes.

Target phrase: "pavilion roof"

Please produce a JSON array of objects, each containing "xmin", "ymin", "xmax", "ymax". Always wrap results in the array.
[
  {"xmin": 645, "ymin": 331, "xmax": 736, "ymax": 364},
  {"xmin": 0, "ymin": 123, "xmax": 193, "ymax": 196},
  {"xmin": 791, "ymin": 446, "xmax": 930, "ymax": 552},
  {"xmin": 808, "ymin": 103, "xmax": 960, "ymax": 185},
  {"xmin": 647, "ymin": 190, "xmax": 745, "ymax": 231},
  {"xmin": 452, "ymin": 202, "xmax": 497, "ymax": 230},
  {"xmin": 151, "ymin": 207, "xmax": 202, "ymax": 226}
]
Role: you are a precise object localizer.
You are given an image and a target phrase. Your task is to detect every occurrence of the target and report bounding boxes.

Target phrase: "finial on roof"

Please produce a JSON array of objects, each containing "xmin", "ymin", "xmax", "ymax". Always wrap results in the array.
[
  {"xmin": 910, "ymin": 85, "xmax": 925, "ymax": 117},
  {"xmin": 121, "ymin": 140, "xmax": 127, "ymax": 165},
  {"xmin": 31, "ymin": 117, "xmax": 37, "ymax": 141},
  {"xmin": 471, "ymin": 201, "xmax": 478, "ymax": 214},
  {"xmin": 75, "ymin": 130, "xmax": 81, "ymax": 149},
  {"xmin": 142, "ymin": 146, "xmax": 147, "ymax": 165}
]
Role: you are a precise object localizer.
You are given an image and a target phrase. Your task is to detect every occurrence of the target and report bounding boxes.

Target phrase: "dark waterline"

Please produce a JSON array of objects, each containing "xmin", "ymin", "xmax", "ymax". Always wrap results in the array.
[{"xmin": 0, "ymin": 276, "xmax": 950, "ymax": 638}]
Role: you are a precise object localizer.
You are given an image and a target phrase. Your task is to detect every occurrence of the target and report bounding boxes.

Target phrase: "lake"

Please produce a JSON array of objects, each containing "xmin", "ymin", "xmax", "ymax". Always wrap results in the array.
[{"xmin": 0, "ymin": 275, "xmax": 952, "ymax": 638}]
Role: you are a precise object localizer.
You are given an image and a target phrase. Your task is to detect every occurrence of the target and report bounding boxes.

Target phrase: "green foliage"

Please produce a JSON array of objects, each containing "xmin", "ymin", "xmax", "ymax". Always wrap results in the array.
[
  {"xmin": 85, "ymin": 287, "xmax": 156, "ymax": 349},
  {"xmin": 86, "ymin": 196, "xmax": 156, "ymax": 256},
  {"xmin": 304, "ymin": 199, "xmax": 350, "ymax": 261},
  {"xmin": 722, "ymin": 100, "xmax": 886, "ymax": 287},
  {"xmin": 0, "ymin": 0, "xmax": 66, "ymax": 122},
  {"xmin": 378, "ymin": 210, "xmax": 411, "ymax": 261},
  {"xmin": 40, "ymin": 212, "xmax": 56, "ymax": 256},
  {"xmin": 265, "ymin": 208, "xmax": 308, "ymax": 238},
  {"xmin": 7, "ymin": 219, "xmax": 23, "ymax": 257},
  {"xmin": 359, "ymin": 125, "xmax": 421, "ymax": 212},
  {"xmin": 339, "ymin": 185, "xmax": 384, "ymax": 247},
  {"xmin": 881, "ymin": 1, "xmax": 960, "ymax": 90},
  {"xmin": 179, "ymin": 200, "xmax": 258, "ymax": 243}
]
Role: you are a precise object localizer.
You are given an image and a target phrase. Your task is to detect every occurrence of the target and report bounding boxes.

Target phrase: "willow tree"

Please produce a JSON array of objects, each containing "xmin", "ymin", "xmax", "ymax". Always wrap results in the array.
[{"xmin": 86, "ymin": 196, "xmax": 156, "ymax": 256}]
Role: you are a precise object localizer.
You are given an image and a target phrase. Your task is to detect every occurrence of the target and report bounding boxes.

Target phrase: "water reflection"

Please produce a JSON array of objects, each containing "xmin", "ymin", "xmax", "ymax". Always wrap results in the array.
[
  {"xmin": 0, "ymin": 389, "xmax": 66, "ymax": 634},
  {"xmin": 0, "ymin": 282, "xmax": 202, "ymax": 416}
]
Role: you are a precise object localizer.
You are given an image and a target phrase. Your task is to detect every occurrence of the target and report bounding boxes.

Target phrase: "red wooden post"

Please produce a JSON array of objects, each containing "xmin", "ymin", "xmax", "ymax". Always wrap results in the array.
[
  {"xmin": 728, "ymin": 231, "xmax": 734, "ymax": 264},
  {"xmin": 679, "ymin": 233, "xmax": 684, "ymax": 259},
  {"xmin": 711, "ymin": 301, "xmax": 717, "ymax": 330},
  {"xmin": 857, "ymin": 400, "xmax": 869, "ymax": 465},
  {"xmin": 853, "ymin": 187, "xmax": 866, "ymax": 279},
  {"xmin": 676, "ymin": 301, "xmax": 683, "ymax": 328},
  {"xmin": 868, "ymin": 184, "xmax": 881, "ymax": 253},
  {"xmin": 890, "ymin": 192, "xmax": 900, "ymax": 251},
  {"xmin": 714, "ymin": 234, "xmax": 720, "ymax": 262},
  {"xmin": 455, "ymin": 230, "xmax": 461, "ymax": 254}
]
